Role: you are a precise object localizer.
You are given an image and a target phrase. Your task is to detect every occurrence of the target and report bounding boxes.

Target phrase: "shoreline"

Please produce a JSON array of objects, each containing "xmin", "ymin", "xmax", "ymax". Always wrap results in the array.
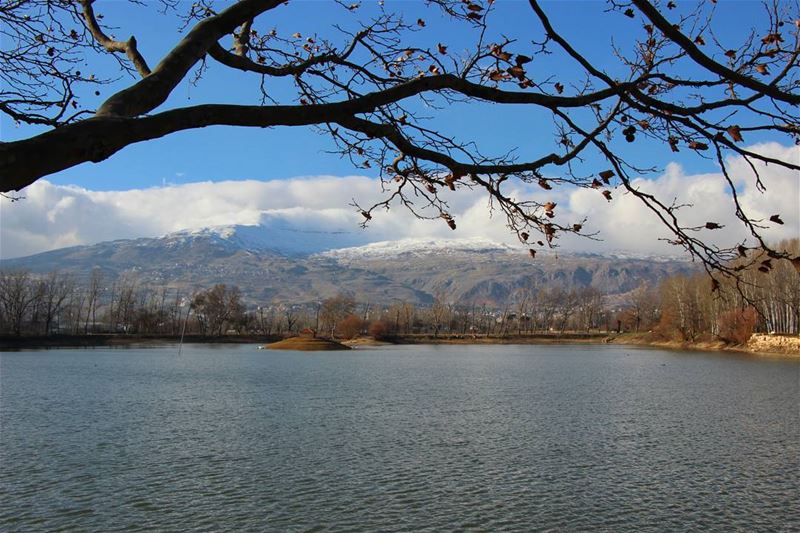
[
  {"xmin": 0, "ymin": 332, "xmax": 609, "ymax": 350},
  {"xmin": 2, "ymin": 332, "xmax": 797, "ymax": 358},
  {"xmin": 350, "ymin": 332, "xmax": 800, "ymax": 358},
  {"xmin": 607, "ymin": 334, "xmax": 800, "ymax": 359},
  {"xmin": 0, "ymin": 334, "xmax": 281, "ymax": 350}
]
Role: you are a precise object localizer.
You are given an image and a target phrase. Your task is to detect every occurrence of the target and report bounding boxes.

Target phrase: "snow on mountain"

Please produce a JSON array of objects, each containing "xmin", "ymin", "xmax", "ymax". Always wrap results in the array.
[
  {"xmin": 318, "ymin": 237, "xmax": 522, "ymax": 260},
  {"xmin": 155, "ymin": 225, "xmax": 689, "ymax": 263},
  {"xmin": 317, "ymin": 237, "xmax": 689, "ymax": 262},
  {"xmin": 571, "ymin": 250, "xmax": 688, "ymax": 262},
  {"xmin": 159, "ymin": 222, "xmax": 369, "ymax": 256}
]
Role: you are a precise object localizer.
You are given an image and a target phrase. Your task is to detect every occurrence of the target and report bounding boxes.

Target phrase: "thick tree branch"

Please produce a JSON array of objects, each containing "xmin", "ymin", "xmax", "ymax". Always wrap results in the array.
[
  {"xmin": 1, "ymin": 103, "xmax": 364, "ymax": 192},
  {"xmin": 80, "ymin": 0, "xmax": 151, "ymax": 78},
  {"xmin": 96, "ymin": 0, "xmax": 285, "ymax": 117},
  {"xmin": 1, "ymin": 73, "xmax": 632, "ymax": 192}
]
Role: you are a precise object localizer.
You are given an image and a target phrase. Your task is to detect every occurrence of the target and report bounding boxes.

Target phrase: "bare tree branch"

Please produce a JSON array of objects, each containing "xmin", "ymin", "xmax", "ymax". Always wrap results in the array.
[{"xmin": 632, "ymin": 0, "xmax": 800, "ymax": 106}]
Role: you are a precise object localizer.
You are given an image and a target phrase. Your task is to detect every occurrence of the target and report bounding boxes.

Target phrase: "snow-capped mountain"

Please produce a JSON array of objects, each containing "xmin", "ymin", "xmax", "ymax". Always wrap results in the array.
[{"xmin": 0, "ymin": 224, "xmax": 696, "ymax": 305}]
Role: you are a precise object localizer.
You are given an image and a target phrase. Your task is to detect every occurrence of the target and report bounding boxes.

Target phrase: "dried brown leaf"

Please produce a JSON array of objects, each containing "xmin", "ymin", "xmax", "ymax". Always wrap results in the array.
[
  {"xmin": 599, "ymin": 170, "xmax": 615, "ymax": 183},
  {"xmin": 726, "ymin": 125, "xmax": 743, "ymax": 142},
  {"xmin": 688, "ymin": 141, "xmax": 709, "ymax": 151},
  {"xmin": 515, "ymin": 54, "xmax": 532, "ymax": 66}
]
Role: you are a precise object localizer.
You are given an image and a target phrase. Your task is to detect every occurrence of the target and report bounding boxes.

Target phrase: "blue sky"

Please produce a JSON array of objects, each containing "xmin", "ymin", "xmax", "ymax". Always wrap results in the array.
[{"xmin": 1, "ymin": 0, "xmax": 777, "ymax": 191}]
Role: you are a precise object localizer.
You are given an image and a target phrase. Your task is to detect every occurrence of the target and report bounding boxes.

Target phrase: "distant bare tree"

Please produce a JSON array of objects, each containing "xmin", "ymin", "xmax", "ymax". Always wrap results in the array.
[
  {"xmin": 428, "ymin": 293, "xmax": 451, "ymax": 338},
  {"xmin": 0, "ymin": 270, "xmax": 36, "ymax": 335},
  {"xmin": 84, "ymin": 268, "xmax": 103, "ymax": 333},
  {"xmin": 628, "ymin": 283, "xmax": 659, "ymax": 332},
  {"xmin": 320, "ymin": 294, "xmax": 356, "ymax": 338},
  {"xmin": 39, "ymin": 271, "xmax": 73, "ymax": 335},
  {"xmin": 192, "ymin": 283, "xmax": 245, "ymax": 336},
  {"xmin": 112, "ymin": 275, "xmax": 138, "ymax": 333},
  {"xmin": 574, "ymin": 287, "xmax": 604, "ymax": 332},
  {"xmin": 277, "ymin": 303, "xmax": 299, "ymax": 334}
]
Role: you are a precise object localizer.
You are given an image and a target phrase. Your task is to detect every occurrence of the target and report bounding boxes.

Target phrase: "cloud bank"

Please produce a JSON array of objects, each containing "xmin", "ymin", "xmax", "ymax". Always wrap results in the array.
[{"xmin": 1, "ymin": 143, "xmax": 797, "ymax": 259}]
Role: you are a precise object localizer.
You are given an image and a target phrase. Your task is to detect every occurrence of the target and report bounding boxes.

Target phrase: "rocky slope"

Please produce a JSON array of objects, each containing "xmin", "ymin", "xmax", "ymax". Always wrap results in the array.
[{"xmin": 0, "ymin": 224, "xmax": 695, "ymax": 305}]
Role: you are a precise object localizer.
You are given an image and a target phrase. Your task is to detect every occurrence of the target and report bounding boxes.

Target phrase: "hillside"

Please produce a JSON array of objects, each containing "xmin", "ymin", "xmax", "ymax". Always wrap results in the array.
[{"xmin": 0, "ymin": 224, "xmax": 695, "ymax": 305}]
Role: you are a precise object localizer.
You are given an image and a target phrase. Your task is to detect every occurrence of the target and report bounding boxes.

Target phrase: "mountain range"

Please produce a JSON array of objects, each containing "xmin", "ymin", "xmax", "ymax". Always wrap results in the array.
[{"xmin": 0, "ymin": 224, "xmax": 696, "ymax": 306}]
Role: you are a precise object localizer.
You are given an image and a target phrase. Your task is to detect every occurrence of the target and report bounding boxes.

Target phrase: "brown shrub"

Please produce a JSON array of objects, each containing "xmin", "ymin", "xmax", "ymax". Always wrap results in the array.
[
  {"xmin": 368, "ymin": 318, "xmax": 394, "ymax": 340},
  {"xmin": 717, "ymin": 307, "xmax": 758, "ymax": 345},
  {"xmin": 653, "ymin": 308, "xmax": 682, "ymax": 341},
  {"xmin": 338, "ymin": 314, "xmax": 364, "ymax": 340}
]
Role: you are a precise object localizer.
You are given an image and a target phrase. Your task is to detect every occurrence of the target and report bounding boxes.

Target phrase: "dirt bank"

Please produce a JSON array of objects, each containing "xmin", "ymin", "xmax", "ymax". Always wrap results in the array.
[
  {"xmin": 262, "ymin": 337, "xmax": 351, "ymax": 351},
  {"xmin": 747, "ymin": 334, "xmax": 800, "ymax": 356},
  {"xmin": 341, "ymin": 337, "xmax": 393, "ymax": 347},
  {"xmin": 372, "ymin": 332, "xmax": 799, "ymax": 358},
  {"xmin": 608, "ymin": 332, "xmax": 800, "ymax": 358}
]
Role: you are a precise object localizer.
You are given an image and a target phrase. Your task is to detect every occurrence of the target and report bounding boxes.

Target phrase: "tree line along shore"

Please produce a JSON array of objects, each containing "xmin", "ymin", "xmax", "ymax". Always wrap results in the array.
[{"xmin": 1, "ymin": 239, "xmax": 797, "ymax": 355}]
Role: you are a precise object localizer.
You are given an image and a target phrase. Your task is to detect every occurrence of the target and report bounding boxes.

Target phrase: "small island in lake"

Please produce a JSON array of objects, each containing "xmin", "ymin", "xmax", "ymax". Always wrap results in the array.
[{"xmin": 263, "ymin": 329, "xmax": 351, "ymax": 351}]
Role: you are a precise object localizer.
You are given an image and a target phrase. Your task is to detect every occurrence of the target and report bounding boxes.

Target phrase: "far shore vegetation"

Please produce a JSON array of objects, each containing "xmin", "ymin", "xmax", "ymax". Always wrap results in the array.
[{"xmin": 1, "ymin": 240, "xmax": 797, "ymax": 355}]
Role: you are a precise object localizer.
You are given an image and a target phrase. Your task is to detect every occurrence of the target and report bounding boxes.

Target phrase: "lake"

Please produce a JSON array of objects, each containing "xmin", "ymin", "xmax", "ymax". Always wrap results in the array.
[{"xmin": 1, "ymin": 344, "xmax": 798, "ymax": 531}]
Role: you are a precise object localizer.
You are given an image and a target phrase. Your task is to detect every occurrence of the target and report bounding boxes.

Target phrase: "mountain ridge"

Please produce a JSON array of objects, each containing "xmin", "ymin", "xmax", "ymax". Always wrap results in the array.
[{"xmin": 0, "ymin": 224, "xmax": 695, "ymax": 305}]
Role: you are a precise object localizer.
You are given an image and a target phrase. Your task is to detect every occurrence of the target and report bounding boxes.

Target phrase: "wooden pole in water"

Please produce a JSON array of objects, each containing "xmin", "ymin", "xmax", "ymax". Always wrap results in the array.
[{"xmin": 178, "ymin": 302, "xmax": 190, "ymax": 356}]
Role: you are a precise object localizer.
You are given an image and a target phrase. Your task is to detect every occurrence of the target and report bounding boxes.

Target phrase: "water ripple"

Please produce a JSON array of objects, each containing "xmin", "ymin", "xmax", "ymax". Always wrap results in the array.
[{"xmin": 1, "ymin": 345, "xmax": 798, "ymax": 532}]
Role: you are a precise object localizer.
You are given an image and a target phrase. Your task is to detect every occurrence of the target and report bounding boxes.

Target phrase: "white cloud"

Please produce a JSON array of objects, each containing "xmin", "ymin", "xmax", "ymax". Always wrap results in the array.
[
  {"xmin": 562, "ymin": 143, "xmax": 799, "ymax": 254},
  {"xmin": 1, "ymin": 143, "xmax": 797, "ymax": 259}
]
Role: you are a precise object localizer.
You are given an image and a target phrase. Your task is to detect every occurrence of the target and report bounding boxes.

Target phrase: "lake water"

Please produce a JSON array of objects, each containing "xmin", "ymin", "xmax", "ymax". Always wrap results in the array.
[{"xmin": 1, "ymin": 344, "xmax": 798, "ymax": 532}]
